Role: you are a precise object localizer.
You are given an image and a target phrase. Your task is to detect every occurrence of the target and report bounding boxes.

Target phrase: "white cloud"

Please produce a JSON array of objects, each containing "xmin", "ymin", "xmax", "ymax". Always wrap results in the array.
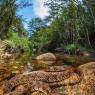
[{"xmin": 33, "ymin": 0, "xmax": 49, "ymax": 19}]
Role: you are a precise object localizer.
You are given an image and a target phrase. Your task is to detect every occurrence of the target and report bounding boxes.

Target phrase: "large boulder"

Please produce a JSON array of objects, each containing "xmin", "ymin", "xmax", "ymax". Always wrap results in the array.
[
  {"xmin": 35, "ymin": 53, "xmax": 56, "ymax": 65},
  {"xmin": 35, "ymin": 53, "xmax": 56, "ymax": 61},
  {"xmin": 54, "ymin": 62, "xmax": 95, "ymax": 95}
]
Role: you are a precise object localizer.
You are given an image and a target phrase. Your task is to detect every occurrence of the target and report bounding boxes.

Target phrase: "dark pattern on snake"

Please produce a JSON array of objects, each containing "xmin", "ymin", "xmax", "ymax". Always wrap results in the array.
[{"xmin": 3, "ymin": 65, "xmax": 81, "ymax": 95}]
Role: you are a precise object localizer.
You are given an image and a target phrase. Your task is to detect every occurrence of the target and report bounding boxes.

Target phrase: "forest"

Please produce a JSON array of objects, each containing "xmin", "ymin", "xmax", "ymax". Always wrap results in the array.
[{"xmin": 0, "ymin": 0, "xmax": 95, "ymax": 95}]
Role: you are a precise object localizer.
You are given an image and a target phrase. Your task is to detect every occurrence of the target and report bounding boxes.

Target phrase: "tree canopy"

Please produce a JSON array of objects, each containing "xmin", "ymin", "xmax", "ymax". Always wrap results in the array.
[{"xmin": 1, "ymin": 0, "xmax": 95, "ymax": 54}]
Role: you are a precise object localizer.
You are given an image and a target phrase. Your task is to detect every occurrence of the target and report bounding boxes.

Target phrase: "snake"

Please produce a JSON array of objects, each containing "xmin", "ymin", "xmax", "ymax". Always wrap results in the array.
[{"xmin": 3, "ymin": 65, "xmax": 81, "ymax": 95}]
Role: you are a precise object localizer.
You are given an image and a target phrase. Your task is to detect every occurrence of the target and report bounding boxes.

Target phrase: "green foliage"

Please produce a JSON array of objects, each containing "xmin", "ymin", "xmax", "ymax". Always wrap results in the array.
[
  {"xmin": 4, "ymin": 31, "xmax": 30, "ymax": 51},
  {"xmin": 0, "ymin": 0, "xmax": 32, "ymax": 39},
  {"xmin": 0, "ymin": 0, "xmax": 16, "ymax": 39},
  {"xmin": 63, "ymin": 44, "xmax": 78, "ymax": 50},
  {"xmin": 28, "ymin": 0, "xmax": 95, "ymax": 54},
  {"xmin": 29, "ymin": 26, "xmax": 51, "ymax": 53},
  {"xmin": 28, "ymin": 17, "xmax": 45, "ymax": 32},
  {"xmin": 1, "ymin": 0, "xmax": 95, "ymax": 56}
]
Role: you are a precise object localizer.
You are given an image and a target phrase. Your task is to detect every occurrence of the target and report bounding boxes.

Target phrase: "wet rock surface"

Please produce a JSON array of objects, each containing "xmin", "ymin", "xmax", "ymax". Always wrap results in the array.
[
  {"xmin": 1, "ymin": 62, "xmax": 95, "ymax": 95},
  {"xmin": 54, "ymin": 62, "xmax": 95, "ymax": 95},
  {"xmin": 0, "ymin": 45, "xmax": 95, "ymax": 95},
  {"xmin": 35, "ymin": 53, "xmax": 57, "ymax": 66}
]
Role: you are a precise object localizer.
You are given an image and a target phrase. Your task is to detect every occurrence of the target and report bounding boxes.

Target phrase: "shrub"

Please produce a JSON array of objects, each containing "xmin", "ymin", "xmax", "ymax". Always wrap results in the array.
[{"xmin": 4, "ymin": 32, "xmax": 30, "ymax": 52}]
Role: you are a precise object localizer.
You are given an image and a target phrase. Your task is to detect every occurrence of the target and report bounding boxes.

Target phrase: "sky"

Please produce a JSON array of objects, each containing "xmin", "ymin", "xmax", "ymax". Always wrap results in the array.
[{"xmin": 17, "ymin": 0, "xmax": 49, "ymax": 29}]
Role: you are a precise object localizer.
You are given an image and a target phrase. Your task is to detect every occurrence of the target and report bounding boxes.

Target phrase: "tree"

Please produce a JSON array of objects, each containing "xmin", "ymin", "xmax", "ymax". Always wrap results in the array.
[
  {"xmin": 0, "ymin": 0, "xmax": 16, "ymax": 39},
  {"xmin": 0, "ymin": 0, "xmax": 32, "ymax": 39},
  {"xmin": 29, "ymin": 0, "xmax": 95, "ymax": 54},
  {"xmin": 28, "ymin": 17, "xmax": 46, "ymax": 34},
  {"xmin": 45, "ymin": 0, "xmax": 95, "ymax": 49}
]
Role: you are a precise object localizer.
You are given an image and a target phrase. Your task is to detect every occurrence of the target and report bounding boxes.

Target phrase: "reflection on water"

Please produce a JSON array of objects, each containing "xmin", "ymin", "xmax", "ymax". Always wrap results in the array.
[
  {"xmin": 0, "ymin": 53, "xmax": 95, "ymax": 86},
  {"xmin": 55, "ymin": 53, "xmax": 95, "ymax": 67}
]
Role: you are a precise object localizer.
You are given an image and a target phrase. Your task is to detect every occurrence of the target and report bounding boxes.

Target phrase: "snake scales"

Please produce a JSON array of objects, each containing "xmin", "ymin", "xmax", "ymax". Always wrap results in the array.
[{"xmin": 3, "ymin": 65, "xmax": 82, "ymax": 95}]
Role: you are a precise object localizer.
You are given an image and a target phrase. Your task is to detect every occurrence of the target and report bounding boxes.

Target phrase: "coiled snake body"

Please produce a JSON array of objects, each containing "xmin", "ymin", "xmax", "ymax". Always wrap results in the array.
[{"xmin": 3, "ymin": 65, "xmax": 81, "ymax": 95}]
